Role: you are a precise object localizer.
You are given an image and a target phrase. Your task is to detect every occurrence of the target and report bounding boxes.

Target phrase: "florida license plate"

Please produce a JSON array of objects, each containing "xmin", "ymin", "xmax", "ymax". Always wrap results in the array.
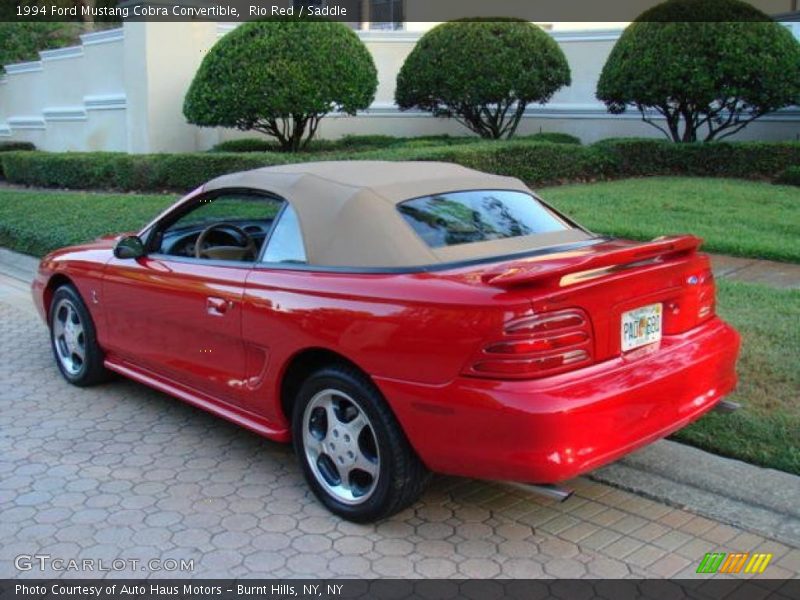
[{"xmin": 621, "ymin": 303, "xmax": 663, "ymax": 352}]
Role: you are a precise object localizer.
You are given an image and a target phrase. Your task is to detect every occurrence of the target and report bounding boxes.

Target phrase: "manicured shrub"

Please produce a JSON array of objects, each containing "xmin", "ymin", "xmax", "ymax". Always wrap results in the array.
[
  {"xmin": 0, "ymin": 142, "xmax": 36, "ymax": 178},
  {"xmin": 330, "ymin": 135, "xmax": 402, "ymax": 150},
  {"xmin": 597, "ymin": 0, "xmax": 800, "ymax": 143},
  {"xmin": 396, "ymin": 19, "xmax": 570, "ymax": 139},
  {"xmin": 210, "ymin": 135, "xmax": 402, "ymax": 154},
  {"xmin": 521, "ymin": 133, "xmax": 581, "ymax": 145},
  {"xmin": 0, "ymin": 141, "xmax": 36, "ymax": 152},
  {"xmin": 184, "ymin": 20, "xmax": 377, "ymax": 152},
  {"xmin": 775, "ymin": 166, "xmax": 800, "ymax": 186},
  {"xmin": 210, "ymin": 139, "xmax": 277, "ymax": 153}
]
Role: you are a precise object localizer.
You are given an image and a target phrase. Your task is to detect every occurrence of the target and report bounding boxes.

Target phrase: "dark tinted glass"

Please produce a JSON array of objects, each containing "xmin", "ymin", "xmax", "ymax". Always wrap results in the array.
[{"xmin": 398, "ymin": 190, "xmax": 569, "ymax": 248}]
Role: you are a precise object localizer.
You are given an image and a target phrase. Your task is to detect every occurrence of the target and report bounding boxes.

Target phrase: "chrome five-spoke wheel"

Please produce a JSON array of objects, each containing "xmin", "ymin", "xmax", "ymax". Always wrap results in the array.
[
  {"xmin": 302, "ymin": 389, "xmax": 380, "ymax": 505},
  {"xmin": 52, "ymin": 298, "xmax": 86, "ymax": 376},
  {"xmin": 293, "ymin": 365, "xmax": 429, "ymax": 521},
  {"xmin": 48, "ymin": 285, "xmax": 110, "ymax": 387}
]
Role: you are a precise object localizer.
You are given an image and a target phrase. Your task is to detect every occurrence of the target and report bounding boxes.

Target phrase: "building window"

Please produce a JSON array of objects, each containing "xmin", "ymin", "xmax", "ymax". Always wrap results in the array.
[{"xmin": 369, "ymin": 0, "xmax": 404, "ymax": 30}]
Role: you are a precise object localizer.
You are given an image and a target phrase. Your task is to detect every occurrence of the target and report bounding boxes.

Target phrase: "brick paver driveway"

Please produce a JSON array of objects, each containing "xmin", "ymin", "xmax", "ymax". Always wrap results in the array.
[{"xmin": 1, "ymin": 291, "xmax": 797, "ymax": 579}]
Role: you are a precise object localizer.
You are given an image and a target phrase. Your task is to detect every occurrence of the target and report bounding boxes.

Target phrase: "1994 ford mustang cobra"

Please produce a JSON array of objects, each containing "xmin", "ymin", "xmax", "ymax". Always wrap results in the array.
[{"xmin": 33, "ymin": 161, "xmax": 741, "ymax": 521}]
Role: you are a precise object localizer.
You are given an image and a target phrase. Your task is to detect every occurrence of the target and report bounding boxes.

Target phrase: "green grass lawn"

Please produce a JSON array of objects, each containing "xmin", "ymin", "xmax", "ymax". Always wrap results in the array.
[
  {"xmin": 541, "ymin": 177, "xmax": 800, "ymax": 263},
  {"xmin": 0, "ymin": 189, "xmax": 175, "ymax": 257},
  {"xmin": 672, "ymin": 280, "xmax": 800, "ymax": 476}
]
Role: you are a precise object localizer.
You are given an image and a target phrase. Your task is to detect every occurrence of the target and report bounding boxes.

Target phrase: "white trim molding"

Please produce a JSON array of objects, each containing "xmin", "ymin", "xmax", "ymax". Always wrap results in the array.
[
  {"xmin": 4, "ymin": 61, "xmax": 43, "ymax": 75},
  {"xmin": 80, "ymin": 28, "xmax": 124, "ymax": 46},
  {"xmin": 43, "ymin": 107, "xmax": 88, "ymax": 122},
  {"xmin": 217, "ymin": 22, "xmax": 238, "ymax": 37},
  {"xmin": 347, "ymin": 101, "xmax": 800, "ymax": 123},
  {"xmin": 551, "ymin": 29, "xmax": 623, "ymax": 42},
  {"xmin": 358, "ymin": 31, "xmax": 422, "ymax": 43},
  {"xmin": 7, "ymin": 116, "xmax": 46, "ymax": 130},
  {"xmin": 84, "ymin": 94, "xmax": 127, "ymax": 111},
  {"xmin": 3, "ymin": 28, "xmax": 122, "ymax": 75},
  {"xmin": 40, "ymin": 46, "xmax": 84, "ymax": 62},
  {"xmin": 217, "ymin": 24, "xmax": 625, "ymax": 44}
]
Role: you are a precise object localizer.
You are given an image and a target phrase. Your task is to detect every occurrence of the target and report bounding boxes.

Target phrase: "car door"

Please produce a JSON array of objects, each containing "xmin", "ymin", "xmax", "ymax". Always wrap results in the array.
[
  {"xmin": 102, "ymin": 190, "xmax": 284, "ymax": 407},
  {"xmin": 240, "ymin": 203, "xmax": 309, "ymax": 418}
]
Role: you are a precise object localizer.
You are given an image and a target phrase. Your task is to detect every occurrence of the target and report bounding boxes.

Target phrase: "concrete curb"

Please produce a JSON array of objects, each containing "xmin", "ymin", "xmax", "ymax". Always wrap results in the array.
[
  {"xmin": 709, "ymin": 254, "xmax": 800, "ymax": 290},
  {"xmin": 592, "ymin": 440, "xmax": 800, "ymax": 548},
  {"xmin": 2, "ymin": 246, "xmax": 799, "ymax": 547},
  {"xmin": 0, "ymin": 247, "xmax": 38, "ymax": 282}
]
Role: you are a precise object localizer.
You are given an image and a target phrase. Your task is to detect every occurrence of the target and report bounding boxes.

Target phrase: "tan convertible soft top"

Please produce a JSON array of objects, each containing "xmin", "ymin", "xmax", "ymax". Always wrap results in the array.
[{"xmin": 204, "ymin": 161, "xmax": 591, "ymax": 268}]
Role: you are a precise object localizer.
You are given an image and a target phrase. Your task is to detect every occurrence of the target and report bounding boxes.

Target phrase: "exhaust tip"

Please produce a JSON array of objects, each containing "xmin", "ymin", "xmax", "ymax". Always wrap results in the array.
[
  {"xmin": 714, "ymin": 399, "xmax": 742, "ymax": 413},
  {"xmin": 508, "ymin": 482, "xmax": 574, "ymax": 502}
]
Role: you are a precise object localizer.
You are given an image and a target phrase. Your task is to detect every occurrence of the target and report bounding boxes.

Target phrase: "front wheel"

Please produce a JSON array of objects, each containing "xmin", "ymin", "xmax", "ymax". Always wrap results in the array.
[
  {"xmin": 292, "ymin": 365, "xmax": 429, "ymax": 522},
  {"xmin": 49, "ymin": 285, "xmax": 110, "ymax": 386}
]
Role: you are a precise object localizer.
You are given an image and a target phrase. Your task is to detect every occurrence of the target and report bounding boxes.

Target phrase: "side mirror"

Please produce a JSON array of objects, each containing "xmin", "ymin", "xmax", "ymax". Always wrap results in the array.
[{"xmin": 113, "ymin": 235, "xmax": 145, "ymax": 260}]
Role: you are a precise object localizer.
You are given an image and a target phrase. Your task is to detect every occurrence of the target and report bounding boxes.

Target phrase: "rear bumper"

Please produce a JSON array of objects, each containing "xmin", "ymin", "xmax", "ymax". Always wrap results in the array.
[{"xmin": 376, "ymin": 317, "xmax": 740, "ymax": 483}]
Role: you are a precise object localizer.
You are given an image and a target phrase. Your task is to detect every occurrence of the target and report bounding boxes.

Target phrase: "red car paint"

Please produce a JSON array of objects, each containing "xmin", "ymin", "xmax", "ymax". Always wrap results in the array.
[{"xmin": 32, "ymin": 201, "xmax": 740, "ymax": 485}]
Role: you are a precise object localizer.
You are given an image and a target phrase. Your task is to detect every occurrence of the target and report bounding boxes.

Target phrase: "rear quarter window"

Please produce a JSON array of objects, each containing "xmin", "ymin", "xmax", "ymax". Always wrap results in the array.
[{"xmin": 397, "ymin": 190, "xmax": 569, "ymax": 248}]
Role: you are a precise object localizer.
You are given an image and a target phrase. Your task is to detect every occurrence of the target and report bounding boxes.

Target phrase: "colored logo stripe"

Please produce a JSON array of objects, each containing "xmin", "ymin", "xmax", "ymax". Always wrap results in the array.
[
  {"xmin": 697, "ymin": 552, "xmax": 773, "ymax": 574},
  {"xmin": 719, "ymin": 553, "xmax": 748, "ymax": 573},
  {"xmin": 745, "ymin": 553, "xmax": 772, "ymax": 574},
  {"xmin": 697, "ymin": 553, "xmax": 726, "ymax": 573}
]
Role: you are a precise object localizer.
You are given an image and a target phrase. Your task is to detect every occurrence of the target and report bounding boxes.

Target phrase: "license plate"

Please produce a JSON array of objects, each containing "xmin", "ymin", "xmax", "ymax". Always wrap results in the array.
[{"xmin": 621, "ymin": 303, "xmax": 663, "ymax": 352}]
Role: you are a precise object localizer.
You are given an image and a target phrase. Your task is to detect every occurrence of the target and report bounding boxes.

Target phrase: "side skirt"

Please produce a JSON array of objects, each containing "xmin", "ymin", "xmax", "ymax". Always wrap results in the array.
[{"xmin": 104, "ymin": 357, "xmax": 291, "ymax": 443}]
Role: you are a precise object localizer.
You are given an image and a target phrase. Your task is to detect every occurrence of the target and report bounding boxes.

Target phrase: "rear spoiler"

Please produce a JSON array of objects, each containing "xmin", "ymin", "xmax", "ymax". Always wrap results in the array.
[{"xmin": 482, "ymin": 235, "xmax": 702, "ymax": 288}]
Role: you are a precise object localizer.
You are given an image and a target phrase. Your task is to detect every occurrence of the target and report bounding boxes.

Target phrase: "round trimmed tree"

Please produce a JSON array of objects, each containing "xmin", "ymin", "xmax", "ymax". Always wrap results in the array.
[
  {"xmin": 395, "ymin": 19, "xmax": 571, "ymax": 139},
  {"xmin": 597, "ymin": 0, "xmax": 800, "ymax": 143},
  {"xmin": 184, "ymin": 20, "xmax": 378, "ymax": 152}
]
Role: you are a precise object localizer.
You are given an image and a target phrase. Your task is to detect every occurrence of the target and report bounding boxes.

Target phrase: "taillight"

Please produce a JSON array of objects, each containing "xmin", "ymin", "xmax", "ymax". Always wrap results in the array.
[
  {"xmin": 665, "ymin": 267, "xmax": 716, "ymax": 334},
  {"xmin": 465, "ymin": 309, "xmax": 594, "ymax": 380},
  {"xmin": 696, "ymin": 270, "xmax": 716, "ymax": 322}
]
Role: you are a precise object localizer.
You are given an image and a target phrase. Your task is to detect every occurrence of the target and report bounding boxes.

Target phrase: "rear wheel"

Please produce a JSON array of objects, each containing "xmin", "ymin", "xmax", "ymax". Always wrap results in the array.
[
  {"xmin": 49, "ymin": 285, "xmax": 110, "ymax": 386},
  {"xmin": 292, "ymin": 364, "xmax": 429, "ymax": 522}
]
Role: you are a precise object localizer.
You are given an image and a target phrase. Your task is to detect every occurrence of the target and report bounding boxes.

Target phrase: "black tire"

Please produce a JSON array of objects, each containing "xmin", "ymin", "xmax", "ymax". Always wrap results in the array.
[
  {"xmin": 292, "ymin": 364, "xmax": 430, "ymax": 522},
  {"xmin": 48, "ymin": 285, "xmax": 111, "ymax": 386}
]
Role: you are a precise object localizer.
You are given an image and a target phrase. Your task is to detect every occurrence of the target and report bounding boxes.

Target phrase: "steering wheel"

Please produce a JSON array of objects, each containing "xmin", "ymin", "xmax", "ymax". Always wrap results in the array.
[{"xmin": 195, "ymin": 223, "xmax": 257, "ymax": 261}]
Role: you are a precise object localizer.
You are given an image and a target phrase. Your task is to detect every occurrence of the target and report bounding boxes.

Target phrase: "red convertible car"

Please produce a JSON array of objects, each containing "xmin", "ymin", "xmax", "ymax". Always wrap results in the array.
[{"xmin": 33, "ymin": 161, "xmax": 740, "ymax": 521}]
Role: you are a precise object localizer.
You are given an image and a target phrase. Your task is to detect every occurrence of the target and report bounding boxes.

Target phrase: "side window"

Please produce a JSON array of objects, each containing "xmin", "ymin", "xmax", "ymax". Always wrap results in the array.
[
  {"xmin": 262, "ymin": 204, "xmax": 307, "ymax": 264},
  {"xmin": 156, "ymin": 193, "xmax": 283, "ymax": 262}
]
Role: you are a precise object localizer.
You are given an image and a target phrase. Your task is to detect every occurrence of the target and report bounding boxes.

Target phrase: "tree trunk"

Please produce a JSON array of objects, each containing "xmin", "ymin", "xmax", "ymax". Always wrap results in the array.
[
  {"xmin": 78, "ymin": 0, "xmax": 95, "ymax": 31},
  {"xmin": 679, "ymin": 104, "xmax": 698, "ymax": 143}
]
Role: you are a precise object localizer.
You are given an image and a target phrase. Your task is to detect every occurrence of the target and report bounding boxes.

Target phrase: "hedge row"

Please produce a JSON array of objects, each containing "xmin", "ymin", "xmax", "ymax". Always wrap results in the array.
[
  {"xmin": 1, "ymin": 139, "xmax": 798, "ymax": 192},
  {"xmin": 0, "ymin": 141, "xmax": 35, "ymax": 152},
  {"xmin": 775, "ymin": 166, "xmax": 800, "ymax": 186},
  {"xmin": 0, "ymin": 141, "xmax": 36, "ymax": 178},
  {"xmin": 0, "ymin": 152, "xmax": 295, "ymax": 191},
  {"xmin": 209, "ymin": 132, "xmax": 581, "ymax": 153},
  {"xmin": 596, "ymin": 139, "xmax": 800, "ymax": 179}
]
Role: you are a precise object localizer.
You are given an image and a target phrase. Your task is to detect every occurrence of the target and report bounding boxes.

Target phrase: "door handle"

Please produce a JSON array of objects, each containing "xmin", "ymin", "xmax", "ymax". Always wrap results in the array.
[{"xmin": 206, "ymin": 297, "xmax": 231, "ymax": 315}]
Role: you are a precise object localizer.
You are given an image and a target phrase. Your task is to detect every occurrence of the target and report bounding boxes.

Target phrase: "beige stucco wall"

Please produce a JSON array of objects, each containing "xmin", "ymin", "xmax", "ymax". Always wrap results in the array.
[
  {"xmin": 1, "ymin": 21, "xmax": 798, "ymax": 153},
  {"xmin": 0, "ymin": 29, "xmax": 128, "ymax": 151}
]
